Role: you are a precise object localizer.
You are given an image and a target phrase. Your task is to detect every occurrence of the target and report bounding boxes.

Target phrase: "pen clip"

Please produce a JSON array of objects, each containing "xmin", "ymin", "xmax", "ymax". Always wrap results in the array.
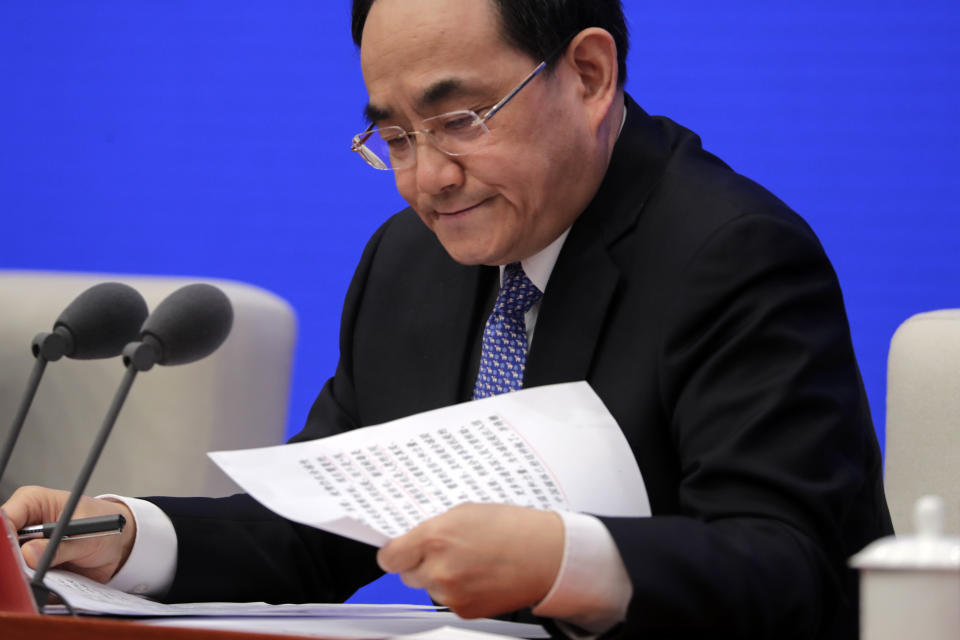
[{"xmin": 61, "ymin": 530, "xmax": 123, "ymax": 541}]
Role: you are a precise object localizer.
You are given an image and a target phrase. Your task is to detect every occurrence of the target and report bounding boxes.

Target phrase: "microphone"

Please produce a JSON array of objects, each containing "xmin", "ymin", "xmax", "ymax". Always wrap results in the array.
[
  {"xmin": 126, "ymin": 283, "xmax": 234, "ymax": 369},
  {"xmin": 0, "ymin": 283, "xmax": 149, "ymax": 485},
  {"xmin": 29, "ymin": 283, "xmax": 233, "ymax": 610}
]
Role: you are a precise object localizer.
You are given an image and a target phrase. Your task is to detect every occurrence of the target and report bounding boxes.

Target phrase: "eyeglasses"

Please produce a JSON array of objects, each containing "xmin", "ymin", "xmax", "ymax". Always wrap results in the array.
[
  {"xmin": 350, "ymin": 28, "xmax": 581, "ymax": 172},
  {"xmin": 350, "ymin": 59, "xmax": 549, "ymax": 171}
]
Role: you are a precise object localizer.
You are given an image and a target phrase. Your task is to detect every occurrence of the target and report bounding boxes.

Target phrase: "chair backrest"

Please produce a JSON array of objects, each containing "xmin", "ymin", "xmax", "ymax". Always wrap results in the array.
[
  {"xmin": 0, "ymin": 271, "xmax": 296, "ymax": 500},
  {"xmin": 884, "ymin": 309, "xmax": 960, "ymax": 534}
]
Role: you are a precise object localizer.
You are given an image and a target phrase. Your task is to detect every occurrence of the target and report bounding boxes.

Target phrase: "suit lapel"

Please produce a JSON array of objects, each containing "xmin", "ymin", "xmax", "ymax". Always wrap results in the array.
[
  {"xmin": 427, "ymin": 260, "xmax": 497, "ymax": 407},
  {"xmin": 357, "ymin": 214, "xmax": 497, "ymax": 424},
  {"xmin": 523, "ymin": 97, "xmax": 671, "ymax": 388},
  {"xmin": 524, "ymin": 223, "xmax": 620, "ymax": 386}
]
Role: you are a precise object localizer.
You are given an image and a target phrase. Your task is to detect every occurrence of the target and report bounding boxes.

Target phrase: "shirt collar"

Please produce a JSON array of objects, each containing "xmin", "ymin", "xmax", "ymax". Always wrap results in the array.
[
  {"xmin": 521, "ymin": 227, "xmax": 570, "ymax": 293},
  {"xmin": 497, "ymin": 228, "xmax": 570, "ymax": 294}
]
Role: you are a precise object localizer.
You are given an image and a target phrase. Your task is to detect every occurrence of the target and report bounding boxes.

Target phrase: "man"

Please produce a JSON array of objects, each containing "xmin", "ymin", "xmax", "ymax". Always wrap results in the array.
[{"xmin": 5, "ymin": 1, "xmax": 892, "ymax": 638}]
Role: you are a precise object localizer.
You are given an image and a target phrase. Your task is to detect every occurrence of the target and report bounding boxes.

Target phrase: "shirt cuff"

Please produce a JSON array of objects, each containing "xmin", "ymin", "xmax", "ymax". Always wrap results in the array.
[
  {"xmin": 98, "ymin": 495, "xmax": 177, "ymax": 598},
  {"xmin": 532, "ymin": 510, "xmax": 632, "ymax": 636}
]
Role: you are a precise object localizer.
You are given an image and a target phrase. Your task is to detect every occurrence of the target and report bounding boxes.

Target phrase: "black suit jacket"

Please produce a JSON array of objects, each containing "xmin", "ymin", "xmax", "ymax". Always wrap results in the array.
[{"xmin": 150, "ymin": 96, "xmax": 891, "ymax": 639}]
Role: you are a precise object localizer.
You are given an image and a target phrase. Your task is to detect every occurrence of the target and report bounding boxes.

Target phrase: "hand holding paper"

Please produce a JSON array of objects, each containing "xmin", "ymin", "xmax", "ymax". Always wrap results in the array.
[{"xmin": 378, "ymin": 503, "xmax": 565, "ymax": 618}]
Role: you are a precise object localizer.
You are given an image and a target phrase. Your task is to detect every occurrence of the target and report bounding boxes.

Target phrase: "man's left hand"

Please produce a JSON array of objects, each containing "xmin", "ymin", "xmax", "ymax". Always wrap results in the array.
[{"xmin": 377, "ymin": 503, "xmax": 564, "ymax": 618}]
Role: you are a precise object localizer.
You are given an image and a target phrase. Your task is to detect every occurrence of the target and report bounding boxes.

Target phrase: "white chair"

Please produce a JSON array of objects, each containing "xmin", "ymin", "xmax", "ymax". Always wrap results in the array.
[
  {"xmin": 884, "ymin": 309, "xmax": 960, "ymax": 534},
  {"xmin": 0, "ymin": 270, "xmax": 296, "ymax": 500}
]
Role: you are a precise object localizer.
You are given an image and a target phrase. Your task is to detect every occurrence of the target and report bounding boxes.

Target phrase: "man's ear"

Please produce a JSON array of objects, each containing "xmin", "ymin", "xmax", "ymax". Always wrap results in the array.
[{"xmin": 564, "ymin": 27, "xmax": 620, "ymax": 133}]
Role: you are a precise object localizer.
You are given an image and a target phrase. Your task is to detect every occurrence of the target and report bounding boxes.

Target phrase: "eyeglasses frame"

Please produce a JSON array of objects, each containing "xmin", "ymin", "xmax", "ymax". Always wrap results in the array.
[{"xmin": 350, "ymin": 34, "xmax": 576, "ymax": 171}]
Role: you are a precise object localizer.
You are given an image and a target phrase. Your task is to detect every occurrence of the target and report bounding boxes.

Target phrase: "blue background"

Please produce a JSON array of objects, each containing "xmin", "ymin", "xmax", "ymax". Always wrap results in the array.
[{"xmin": 1, "ymin": 1, "xmax": 957, "ymax": 603}]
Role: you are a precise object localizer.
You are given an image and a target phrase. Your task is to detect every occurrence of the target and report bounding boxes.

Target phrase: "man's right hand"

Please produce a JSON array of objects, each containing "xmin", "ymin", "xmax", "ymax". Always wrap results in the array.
[{"xmin": 2, "ymin": 485, "xmax": 136, "ymax": 584}]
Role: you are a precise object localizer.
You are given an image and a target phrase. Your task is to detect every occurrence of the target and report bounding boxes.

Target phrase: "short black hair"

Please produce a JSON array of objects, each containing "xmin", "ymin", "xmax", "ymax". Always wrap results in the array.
[{"xmin": 351, "ymin": 0, "xmax": 629, "ymax": 86}]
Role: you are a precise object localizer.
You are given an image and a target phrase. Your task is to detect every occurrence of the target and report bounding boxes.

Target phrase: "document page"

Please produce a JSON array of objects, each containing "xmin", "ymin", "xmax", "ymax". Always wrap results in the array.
[
  {"xmin": 32, "ymin": 567, "xmax": 438, "ymax": 617},
  {"xmin": 210, "ymin": 381, "xmax": 649, "ymax": 546},
  {"xmin": 34, "ymin": 569, "xmax": 549, "ymax": 637},
  {"xmin": 145, "ymin": 615, "xmax": 548, "ymax": 638}
]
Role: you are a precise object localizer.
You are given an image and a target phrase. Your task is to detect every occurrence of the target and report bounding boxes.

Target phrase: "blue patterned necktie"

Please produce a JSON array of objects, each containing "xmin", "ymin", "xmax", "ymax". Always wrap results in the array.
[{"xmin": 473, "ymin": 262, "xmax": 543, "ymax": 399}]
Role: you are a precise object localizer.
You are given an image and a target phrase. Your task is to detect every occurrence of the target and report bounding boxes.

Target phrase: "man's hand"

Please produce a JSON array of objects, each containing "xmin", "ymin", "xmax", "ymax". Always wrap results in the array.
[
  {"xmin": 2, "ymin": 485, "xmax": 136, "ymax": 584},
  {"xmin": 377, "ymin": 503, "xmax": 564, "ymax": 619}
]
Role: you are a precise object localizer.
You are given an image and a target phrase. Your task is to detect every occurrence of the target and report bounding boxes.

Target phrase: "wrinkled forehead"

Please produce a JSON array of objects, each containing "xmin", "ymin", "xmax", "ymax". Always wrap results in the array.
[
  {"xmin": 359, "ymin": 0, "xmax": 503, "ymax": 60},
  {"xmin": 358, "ymin": 0, "xmax": 530, "ymax": 120}
]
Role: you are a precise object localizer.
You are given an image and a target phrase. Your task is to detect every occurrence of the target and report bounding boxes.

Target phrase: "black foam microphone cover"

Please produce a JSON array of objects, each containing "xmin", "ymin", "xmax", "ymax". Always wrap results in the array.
[
  {"xmin": 53, "ymin": 282, "xmax": 149, "ymax": 359},
  {"xmin": 140, "ymin": 283, "xmax": 233, "ymax": 365}
]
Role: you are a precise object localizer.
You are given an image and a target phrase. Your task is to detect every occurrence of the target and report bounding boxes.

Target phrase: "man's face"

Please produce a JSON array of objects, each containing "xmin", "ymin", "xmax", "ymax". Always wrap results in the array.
[{"xmin": 360, "ymin": 0, "xmax": 596, "ymax": 266}]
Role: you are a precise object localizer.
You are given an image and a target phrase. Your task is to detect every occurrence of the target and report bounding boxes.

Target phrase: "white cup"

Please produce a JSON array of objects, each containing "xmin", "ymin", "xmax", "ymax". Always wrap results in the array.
[{"xmin": 850, "ymin": 495, "xmax": 960, "ymax": 639}]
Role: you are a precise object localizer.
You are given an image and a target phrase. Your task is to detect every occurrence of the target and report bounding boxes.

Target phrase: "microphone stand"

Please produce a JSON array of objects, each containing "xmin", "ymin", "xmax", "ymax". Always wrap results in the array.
[
  {"xmin": 0, "ymin": 359, "xmax": 47, "ymax": 485},
  {"xmin": 30, "ymin": 339, "xmax": 159, "ymax": 612},
  {"xmin": 0, "ymin": 331, "xmax": 73, "ymax": 484},
  {"xmin": 1, "ymin": 282, "xmax": 148, "ymax": 488}
]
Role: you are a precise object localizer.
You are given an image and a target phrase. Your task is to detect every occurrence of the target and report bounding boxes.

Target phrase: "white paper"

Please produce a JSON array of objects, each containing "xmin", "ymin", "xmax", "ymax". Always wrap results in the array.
[
  {"xmin": 32, "ymin": 567, "xmax": 435, "ymax": 616},
  {"xmin": 210, "ymin": 381, "xmax": 649, "ymax": 546},
  {"xmin": 142, "ymin": 614, "xmax": 547, "ymax": 638},
  {"xmin": 36, "ymin": 570, "xmax": 548, "ymax": 638}
]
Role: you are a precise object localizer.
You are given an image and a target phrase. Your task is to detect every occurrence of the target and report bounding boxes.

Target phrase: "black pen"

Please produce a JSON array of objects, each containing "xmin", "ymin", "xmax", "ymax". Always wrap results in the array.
[{"xmin": 17, "ymin": 514, "xmax": 126, "ymax": 543}]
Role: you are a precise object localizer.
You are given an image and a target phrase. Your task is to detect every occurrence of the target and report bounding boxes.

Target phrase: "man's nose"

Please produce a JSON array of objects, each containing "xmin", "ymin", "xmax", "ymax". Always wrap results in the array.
[{"xmin": 414, "ymin": 138, "xmax": 464, "ymax": 195}]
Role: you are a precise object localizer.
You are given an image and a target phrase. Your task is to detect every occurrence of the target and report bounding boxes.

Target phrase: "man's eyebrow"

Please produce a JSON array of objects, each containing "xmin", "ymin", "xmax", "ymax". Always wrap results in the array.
[
  {"xmin": 363, "ymin": 77, "xmax": 484, "ymax": 125},
  {"xmin": 363, "ymin": 103, "xmax": 391, "ymax": 124},
  {"xmin": 419, "ymin": 78, "xmax": 467, "ymax": 109}
]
